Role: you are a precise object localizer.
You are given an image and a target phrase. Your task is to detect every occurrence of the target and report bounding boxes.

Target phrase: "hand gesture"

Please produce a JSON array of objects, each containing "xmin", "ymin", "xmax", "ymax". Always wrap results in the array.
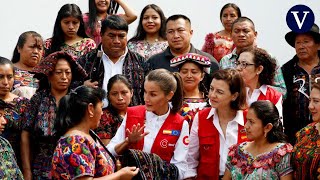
[
  {"xmin": 84, "ymin": 79, "xmax": 98, "ymax": 88},
  {"xmin": 119, "ymin": 166, "xmax": 139, "ymax": 180},
  {"xmin": 126, "ymin": 123, "xmax": 149, "ymax": 144}
]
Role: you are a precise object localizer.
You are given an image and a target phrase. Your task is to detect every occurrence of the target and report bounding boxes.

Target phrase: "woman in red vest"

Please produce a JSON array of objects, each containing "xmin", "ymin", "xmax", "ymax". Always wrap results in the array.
[
  {"xmin": 107, "ymin": 69, "xmax": 189, "ymax": 179},
  {"xmin": 235, "ymin": 47, "xmax": 283, "ymax": 120},
  {"xmin": 224, "ymin": 100, "xmax": 293, "ymax": 179},
  {"xmin": 185, "ymin": 69, "xmax": 248, "ymax": 180}
]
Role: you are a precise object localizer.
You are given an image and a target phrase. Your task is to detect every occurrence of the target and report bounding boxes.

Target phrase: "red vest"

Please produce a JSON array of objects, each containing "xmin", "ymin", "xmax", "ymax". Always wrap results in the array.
[
  {"xmin": 196, "ymin": 108, "xmax": 248, "ymax": 180},
  {"xmin": 126, "ymin": 105, "xmax": 184, "ymax": 162},
  {"xmin": 257, "ymin": 86, "xmax": 282, "ymax": 104}
]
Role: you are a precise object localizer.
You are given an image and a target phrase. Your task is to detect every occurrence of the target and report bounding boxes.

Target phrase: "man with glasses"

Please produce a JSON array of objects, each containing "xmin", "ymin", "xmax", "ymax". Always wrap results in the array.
[
  {"xmin": 147, "ymin": 14, "xmax": 219, "ymax": 88},
  {"xmin": 219, "ymin": 17, "xmax": 286, "ymax": 97}
]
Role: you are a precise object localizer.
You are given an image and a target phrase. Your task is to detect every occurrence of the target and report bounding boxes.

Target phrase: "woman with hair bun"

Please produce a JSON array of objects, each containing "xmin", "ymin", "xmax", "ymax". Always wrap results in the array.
[
  {"xmin": 107, "ymin": 69, "xmax": 189, "ymax": 179},
  {"xmin": 223, "ymin": 100, "xmax": 293, "ymax": 180}
]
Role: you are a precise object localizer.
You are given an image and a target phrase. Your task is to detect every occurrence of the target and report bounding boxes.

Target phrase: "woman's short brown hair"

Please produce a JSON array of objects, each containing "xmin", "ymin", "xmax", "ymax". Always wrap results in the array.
[{"xmin": 212, "ymin": 69, "xmax": 247, "ymax": 110}]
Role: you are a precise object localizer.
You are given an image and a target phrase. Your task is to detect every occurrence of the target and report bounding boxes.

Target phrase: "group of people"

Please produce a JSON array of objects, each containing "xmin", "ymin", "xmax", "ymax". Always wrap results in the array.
[{"xmin": 0, "ymin": 1, "xmax": 319, "ymax": 180}]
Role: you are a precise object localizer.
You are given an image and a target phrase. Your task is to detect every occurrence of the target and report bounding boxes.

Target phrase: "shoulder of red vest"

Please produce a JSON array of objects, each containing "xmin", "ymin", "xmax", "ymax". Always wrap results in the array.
[
  {"xmin": 127, "ymin": 105, "xmax": 145, "ymax": 118},
  {"xmin": 198, "ymin": 107, "xmax": 212, "ymax": 120}
]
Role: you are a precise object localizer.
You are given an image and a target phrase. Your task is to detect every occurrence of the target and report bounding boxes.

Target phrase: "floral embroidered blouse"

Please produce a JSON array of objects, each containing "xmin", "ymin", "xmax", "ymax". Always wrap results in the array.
[
  {"xmin": 1, "ymin": 96, "xmax": 29, "ymax": 166},
  {"xmin": 226, "ymin": 142, "xmax": 293, "ymax": 180},
  {"xmin": 95, "ymin": 107, "xmax": 123, "ymax": 140},
  {"xmin": 201, "ymin": 32, "xmax": 235, "ymax": 62},
  {"xmin": 44, "ymin": 38, "xmax": 96, "ymax": 59},
  {"xmin": 291, "ymin": 122, "xmax": 320, "ymax": 180},
  {"xmin": 180, "ymin": 97, "xmax": 207, "ymax": 129},
  {"xmin": 0, "ymin": 136, "xmax": 23, "ymax": 179},
  {"xmin": 12, "ymin": 67, "xmax": 39, "ymax": 99},
  {"xmin": 127, "ymin": 40, "xmax": 168, "ymax": 60},
  {"xmin": 23, "ymin": 89, "xmax": 60, "ymax": 179},
  {"xmin": 83, "ymin": 13, "xmax": 103, "ymax": 45},
  {"xmin": 51, "ymin": 134, "xmax": 115, "ymax": 179}
]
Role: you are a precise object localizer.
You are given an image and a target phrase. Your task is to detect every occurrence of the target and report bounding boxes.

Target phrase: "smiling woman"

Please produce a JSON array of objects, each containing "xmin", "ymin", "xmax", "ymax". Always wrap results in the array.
[
  {"xmin": 44, "ymin": 3, "xmax": 96, "ymax": 59},
  {"xmin": 128, "ymin": 4, "xmax": 168, "ymax": 59}
]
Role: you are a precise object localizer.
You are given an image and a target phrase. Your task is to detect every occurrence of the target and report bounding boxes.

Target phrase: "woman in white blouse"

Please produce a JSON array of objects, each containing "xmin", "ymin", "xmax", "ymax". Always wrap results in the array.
[
  {"xmin": 185, "ymin": 69, "xmax": 248, "ymax": 180},
  {"xmin": 107, "ymin": 69, "xmax": 189, "ymax": 180}
]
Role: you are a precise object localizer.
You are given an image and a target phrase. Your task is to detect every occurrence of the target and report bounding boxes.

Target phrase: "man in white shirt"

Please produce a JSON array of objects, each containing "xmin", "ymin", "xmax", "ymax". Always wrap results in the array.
[{"xmin": 77, "ymin": 15, "xmax": 149, "ymax": 106}]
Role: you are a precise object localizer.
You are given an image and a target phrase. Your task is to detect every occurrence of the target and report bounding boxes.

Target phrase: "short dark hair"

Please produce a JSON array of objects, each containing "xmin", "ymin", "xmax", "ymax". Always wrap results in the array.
[
  {"xmin": 12, "ymin": 31, "xmax": 43, "ymax": 63},
  {"xmin": 55, "ymin": 86, "xmax": 106, "ymax": 136},
  {"xmin": 101, "ymin": 15, "xmax": 128, "ymax": 35},
  {"xmin": 129, "ymin": 4, "xmax": 166, "ymax": 42},
  {"xmin": 166, "ymin": 14, "xmax": 191, "ymax": 26},
  {"xmin": 231, "ymin": 16, "xmax": 255, "ymax": 32},
  {"xmin": 239, "ymin": 47, "xmax": 277, "ymax": 85},
  {"xmin": 212, "ymin": 69, "xmax": 247, "ymax": 110},
  {"xmin": 220, "ymin": 3, "xmax": 241, "ymax": 21},
  {"xmin": 250, "ymin": 100, "xmax": 287, "ymax": 143}
]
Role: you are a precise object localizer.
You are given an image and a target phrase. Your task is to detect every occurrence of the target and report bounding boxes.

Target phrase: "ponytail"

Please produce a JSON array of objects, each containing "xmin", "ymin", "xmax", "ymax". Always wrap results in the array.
[
  {"xmin": 54, "ymin": 86, "xmax": 106, "ymax": 137},
  {"xmin": 171, "ymin": 72, "xmax": 183, "ymax": 113},
  {"xmin": 55, "ymin": 94, "xmax": 77, "ymax": 137}
]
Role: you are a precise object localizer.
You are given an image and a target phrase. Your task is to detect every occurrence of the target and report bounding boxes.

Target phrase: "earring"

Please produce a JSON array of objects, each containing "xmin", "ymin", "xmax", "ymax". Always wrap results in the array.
[{"xmin": 264, "ymin": 132, "xmax": 267, "ymax": 138}]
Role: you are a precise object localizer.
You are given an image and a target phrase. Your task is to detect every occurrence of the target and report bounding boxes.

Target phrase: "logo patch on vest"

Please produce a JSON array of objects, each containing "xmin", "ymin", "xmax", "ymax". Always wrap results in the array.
[
  {"xmin": 183, "ymin": 136, "xmax": 189, "ymax": 145},
  {"xmin": 163, "ymin": 129, "xmax": 181, "ymax": 136},
  {"xmin": 160, "ymin": 139, "xmax": 175, "ymax": 148}
]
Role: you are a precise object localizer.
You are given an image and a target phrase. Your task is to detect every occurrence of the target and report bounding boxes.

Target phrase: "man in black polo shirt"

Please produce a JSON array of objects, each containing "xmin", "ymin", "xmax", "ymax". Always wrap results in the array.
[{"xmin": 147, "ymin": 14, "xmax": 219, "ymax": 87}]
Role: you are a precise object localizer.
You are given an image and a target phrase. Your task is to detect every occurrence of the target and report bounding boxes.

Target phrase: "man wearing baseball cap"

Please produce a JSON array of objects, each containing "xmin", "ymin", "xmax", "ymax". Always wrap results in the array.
[{"xmin": 282, "ymin": 24, "xmax": 320, "ymax": 145}]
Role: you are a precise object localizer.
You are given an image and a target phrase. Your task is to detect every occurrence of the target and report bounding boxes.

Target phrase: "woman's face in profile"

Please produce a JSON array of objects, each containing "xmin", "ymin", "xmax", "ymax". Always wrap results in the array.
[{"xmin": 309, "ymin": 87, "xmax": 320, "ymax": 122}]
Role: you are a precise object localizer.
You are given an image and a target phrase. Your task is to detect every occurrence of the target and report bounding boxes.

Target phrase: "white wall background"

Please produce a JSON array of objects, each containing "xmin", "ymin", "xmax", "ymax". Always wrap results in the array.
[{"xmin": 0, "ymin": 0, "xmax": 319, "ymax": 65}]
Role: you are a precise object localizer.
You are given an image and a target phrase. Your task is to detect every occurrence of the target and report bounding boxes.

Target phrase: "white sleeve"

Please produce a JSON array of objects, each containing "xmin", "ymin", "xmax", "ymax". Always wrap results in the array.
[
  {"xmin": 170, "ymin": 120, "xmax": 189, "ymax": 180},
  {"xmin": 184, "ymin": 113, "xmax": 200, "ymax": 178},
  {"xmin": 106, "ymin": 113, "xmax": 127, "ymax": 156},
  {"xmin": 275, "ymin": 95, "xmax": 283, "ymax": 124}
]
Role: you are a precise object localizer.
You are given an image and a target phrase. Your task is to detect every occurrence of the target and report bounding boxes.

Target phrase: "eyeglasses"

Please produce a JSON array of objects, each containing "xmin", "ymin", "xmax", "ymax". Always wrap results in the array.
[{"xmin": 235, "ymin": 61, "xmax": 255, "ymax": 69}]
